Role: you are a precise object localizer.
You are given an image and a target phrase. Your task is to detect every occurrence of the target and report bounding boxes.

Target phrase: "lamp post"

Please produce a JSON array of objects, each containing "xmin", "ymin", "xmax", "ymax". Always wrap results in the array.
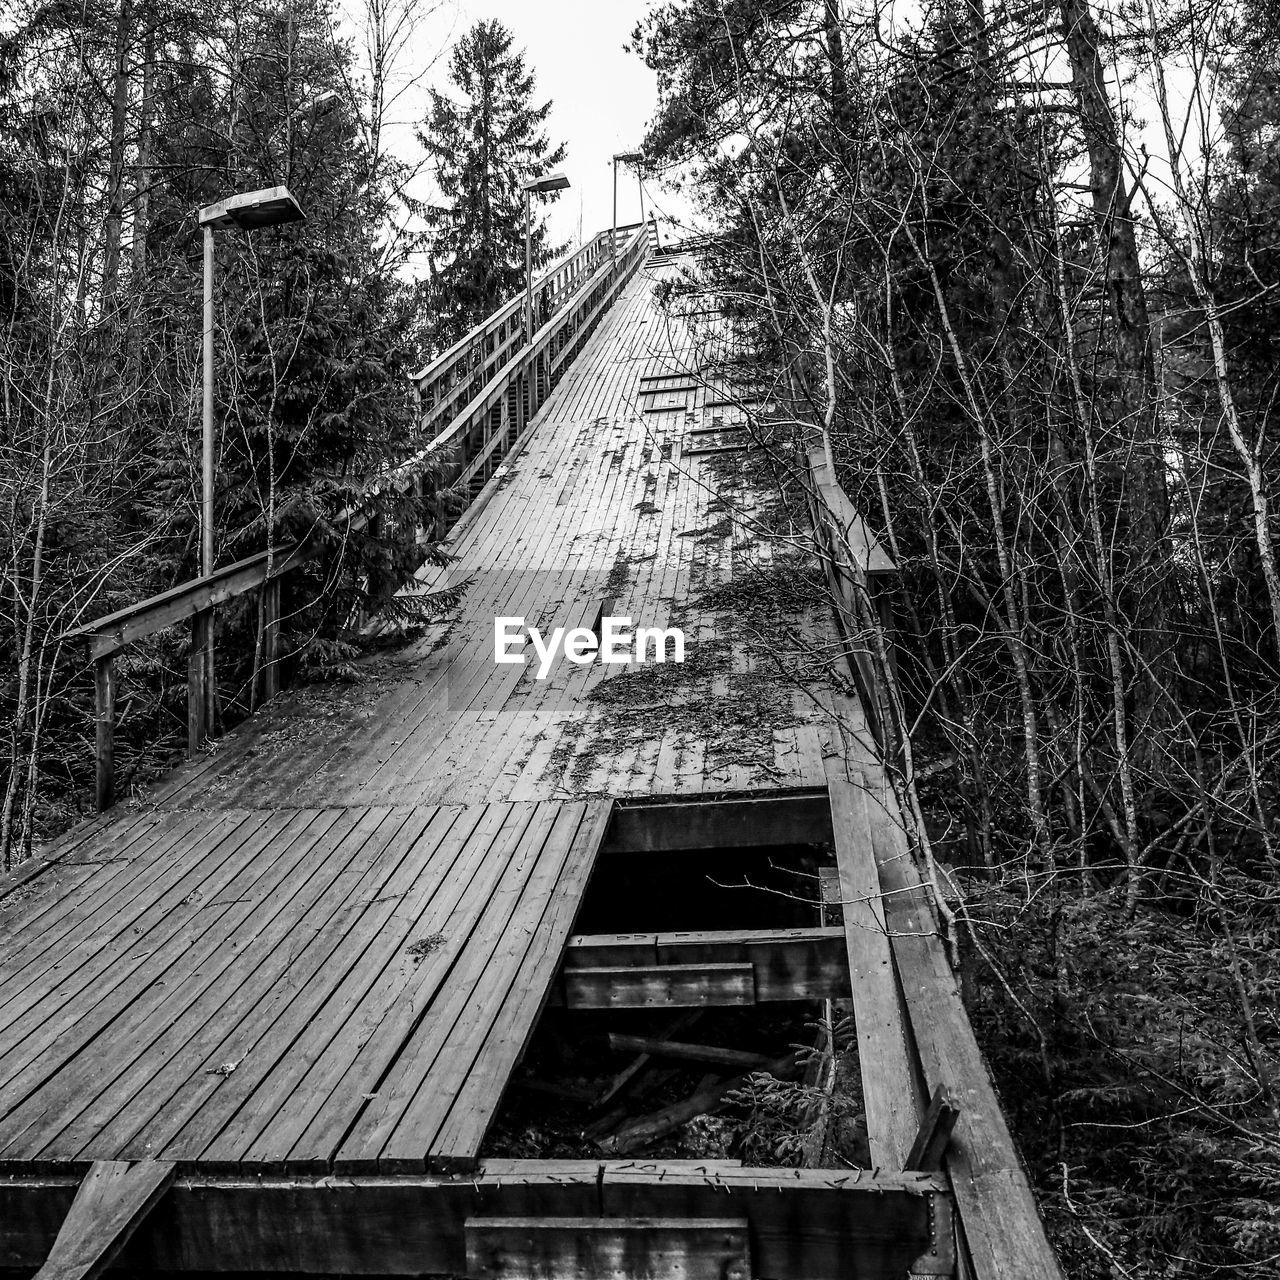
[
  {"xmin": 193, "ymin": 185, "xmax": 304, "ymax": 738},
  {"xmin": 197, "ymin": 185, "xmax": 305, "ymax": 578},
  {"xmin": 611, "ymin": 150, "xmax": 642, "ymax": 259},
  {"xmin": 522, "ymin": 172, "xmax": 570, "ymax": 346}
]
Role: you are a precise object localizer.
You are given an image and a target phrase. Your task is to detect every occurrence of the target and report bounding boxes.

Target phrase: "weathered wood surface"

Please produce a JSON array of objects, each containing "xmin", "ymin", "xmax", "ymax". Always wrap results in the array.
[
  {"xmin": 131, "ymin": 258, "xmax": 840, "ymax": 812},
  {"xmin": 906, "ymin": 1084, "xmax": 961, "ymax": 1172},
  {"xmin": 0, "ymin": 800, "xmax": 609, "ymax": 1176},
  {"xmin": 606, "ymin": 1035, "xmax": 773, "ymax": 1072},
  {"xmin": 563, "ymin": 962, "xmax": 756, "ymax": 1009},
  {"xmin": 31, "ymin": 1160, "xmax": 174, "ymax": 1280},
  {"xmin": 0, "ymin": 1167, "xmax": 950, "ymax": 1279},
  {"xmin": 464, "ymin": 1216, "xmax": 750, "ymax": 1280},
  {"xmin": 559, "ymin": 927, "xmax": 850, "ymax": 1004},
  {"xmin": 828, "ymin": 777, "xmax": 923, "ymax": 1167}
]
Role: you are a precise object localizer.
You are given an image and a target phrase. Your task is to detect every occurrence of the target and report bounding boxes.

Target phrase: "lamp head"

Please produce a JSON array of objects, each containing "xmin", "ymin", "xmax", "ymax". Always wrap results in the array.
[
  {"xmin": 199, "ymin": 185, "xmax": 306, "ymax": 231},
  {"xmin": 522, "ymin": 172, "xmax": 570, "ymax": 195}
]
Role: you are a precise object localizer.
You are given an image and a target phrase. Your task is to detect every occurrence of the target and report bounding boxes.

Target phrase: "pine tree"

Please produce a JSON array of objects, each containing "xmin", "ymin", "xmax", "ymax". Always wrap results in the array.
[{"xmin": 418, "ymin": 20, "xmax": 566, "ymax": 344}]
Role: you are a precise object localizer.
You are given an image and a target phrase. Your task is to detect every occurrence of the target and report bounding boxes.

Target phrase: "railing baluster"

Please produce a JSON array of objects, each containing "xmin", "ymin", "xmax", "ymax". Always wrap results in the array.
[
  {"xmin": 188, "ymin": 609, "xmax": 210, "ymax": 754},
  {"xmin": 94, "ymin": 655, "xmax": 115, "ymax": 812},
  {"xmin": 261, "ymin": 578, "xmax": 280, "ymax": 703}
]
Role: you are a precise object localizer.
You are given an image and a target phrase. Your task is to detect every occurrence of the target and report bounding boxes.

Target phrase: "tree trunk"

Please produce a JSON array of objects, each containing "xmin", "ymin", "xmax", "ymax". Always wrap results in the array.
[
  {"xmin": 1059, "ymin": 0, "xmax": 1172, "ymax": 736},
  {"xmin": 101, "ymin": 0, "xmax": 133, "ymax": 311}
]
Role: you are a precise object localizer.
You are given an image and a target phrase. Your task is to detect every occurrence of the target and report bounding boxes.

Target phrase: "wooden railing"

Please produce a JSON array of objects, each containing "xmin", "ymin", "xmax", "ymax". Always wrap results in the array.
[
  {"xmin": 804, "ymin": 446, "xmax": 901, "ymax": 756},
  {"xmin": 407, "ymin": 221, "xmax": 652, "ymax": 519},
  {"xmin": 64, "ymin": 221, "xmax": 656, "ymax": 811},
  {"xmin": 413, "ymin": 226, "xmax": 626, "ymax": 441}
]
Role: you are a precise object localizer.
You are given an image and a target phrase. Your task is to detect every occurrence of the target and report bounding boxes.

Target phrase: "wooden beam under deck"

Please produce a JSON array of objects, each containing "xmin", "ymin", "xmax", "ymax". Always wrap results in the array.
[
  {"xmin": 465, "ymin": 1216, "xmax": 750, "ymax": 1280},
  {"xmin": 0, "ymin": 1165, "xmax": 952, "ymax": 1280},
  {"xmin": 602, "ymin": 793, "xmax": 833, "ymax": 853},
  {"xmin": 555, "ymin": 927, "xmax": 851, "ymax": 1007}
]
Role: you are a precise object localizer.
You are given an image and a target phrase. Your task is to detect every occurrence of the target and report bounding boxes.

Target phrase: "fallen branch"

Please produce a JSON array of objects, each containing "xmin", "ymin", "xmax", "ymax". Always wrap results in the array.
[
  {"xmin": 607, "ymin": 1034, "xmax": 773, "ymax": 1073},
  {"xmin": 594, "ymin": 1010, "xmax": 701, "ymax": 1109},
  {"xmin": 597, "ymin": 1050, "xmax": 801, "ymax": 1155}
]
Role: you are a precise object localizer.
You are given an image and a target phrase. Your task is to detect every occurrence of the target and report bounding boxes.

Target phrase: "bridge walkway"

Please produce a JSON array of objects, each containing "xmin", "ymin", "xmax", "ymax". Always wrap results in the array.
[{"xmin": 146, "ymin": 256, "xmax": 869, "ymax": 813}]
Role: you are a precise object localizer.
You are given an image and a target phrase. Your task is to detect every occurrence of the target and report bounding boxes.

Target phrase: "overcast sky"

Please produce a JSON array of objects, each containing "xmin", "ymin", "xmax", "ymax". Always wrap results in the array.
[{"xmin": 360, "ymin": 0, "xmax": 692, "ymax": 258}]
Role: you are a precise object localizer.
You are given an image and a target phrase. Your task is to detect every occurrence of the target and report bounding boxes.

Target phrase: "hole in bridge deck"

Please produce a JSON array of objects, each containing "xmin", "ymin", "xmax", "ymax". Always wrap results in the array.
[{"xmin": 480, "ymin": 793, "xmax": 871, "ymax": 1173}]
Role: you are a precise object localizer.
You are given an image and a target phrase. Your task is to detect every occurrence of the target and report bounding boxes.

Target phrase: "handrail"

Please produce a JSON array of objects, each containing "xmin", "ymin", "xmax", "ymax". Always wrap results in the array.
[
  {"xmin": 66, "ymin": 219, "xmax": 656, "ymax": 812},
  {"xmin": 409, "ymin": 224, "xmax": 650, "ymax": 441},
  {"xmin": 804, "ymin": 445, "xmax": 900, "ymax": 755},
  {"xmin": 320, "ymin": 224, "xmax": 652, "ymax": 539},
  {"xmin": 409, "ymin": 224, "xmax": 644, "ymax": 387},
  {"xmin": 63, "ymin": 544, "xmax": 309, "ymax": 663}
]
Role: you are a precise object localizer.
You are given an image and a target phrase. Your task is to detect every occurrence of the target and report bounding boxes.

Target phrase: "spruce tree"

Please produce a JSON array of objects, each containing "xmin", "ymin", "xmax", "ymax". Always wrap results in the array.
[{"xmin": 418, "ymin": 20, "xmax": 567, "ymax": 344}]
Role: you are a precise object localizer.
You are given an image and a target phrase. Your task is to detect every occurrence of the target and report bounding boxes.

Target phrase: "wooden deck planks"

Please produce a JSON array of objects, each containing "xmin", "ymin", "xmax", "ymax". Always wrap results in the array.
[
  {"xmin": 419, "ymin": 800, "xmax": 612, "ymax": 1169},
  {"xmin": 69, "ymin": 807, "xmax": 429, "ymax": 1164},
  {"xmin": 334, "ymin": 801, "xmax": 602, "ymax": 1172},
  {"xmin": 0, "ymin": 798, "xmax": 613, "ymax": 1176},
  {"xmin": 0, "ymin": 809, "xmax": 365, "ymax": 1163},
  {"xmin": 135, "ymin": 258, "xmax": 833, "ymax": 813}
]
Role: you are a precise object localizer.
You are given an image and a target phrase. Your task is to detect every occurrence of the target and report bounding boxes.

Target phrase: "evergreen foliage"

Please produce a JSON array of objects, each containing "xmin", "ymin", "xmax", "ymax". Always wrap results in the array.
[
  {"xmin": 418, "ymin": 19, "xmax": 567, "ymax": 346},
  {"xmin": 0, "ymin": 0, "xmax": 441, "ymax": 853}
]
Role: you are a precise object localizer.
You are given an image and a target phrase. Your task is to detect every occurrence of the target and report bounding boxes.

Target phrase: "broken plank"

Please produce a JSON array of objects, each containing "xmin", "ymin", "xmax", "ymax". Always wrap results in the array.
[
  {"xmin": 906, "ymin": 1084, "xmax": 961, "ymax": 1172},
  {"xmin": 597, "ymin": 1050, "xmax": 799, "ymax": 1155},
  {"xmin": 34, "ymin": 1160, "xmax": 174, "ymax": 1280},
  {"xmin": 595, "ymin": 1011, "xmax": 701, "ymax": 1110},
  {"xmin": 464, "ymin": 1216, "xmax": 749, "ymax": 1280}
]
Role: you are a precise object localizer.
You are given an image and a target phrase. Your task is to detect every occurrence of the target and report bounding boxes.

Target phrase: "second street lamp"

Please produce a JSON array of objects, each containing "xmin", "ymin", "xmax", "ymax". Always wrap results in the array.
[
  {"xmin": 522, "ymin": 173, "xmax": 570, "ymax": 345},
  {"xmin": 612, "ymin": 150, "xmax": 643, "ymax": 259}
]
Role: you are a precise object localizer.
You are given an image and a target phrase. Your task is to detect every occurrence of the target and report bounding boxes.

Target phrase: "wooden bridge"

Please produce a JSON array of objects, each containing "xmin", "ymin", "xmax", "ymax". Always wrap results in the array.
[{"xmin": 0, "ymin": 225, "xmax": 1063, "ymax": 1280}]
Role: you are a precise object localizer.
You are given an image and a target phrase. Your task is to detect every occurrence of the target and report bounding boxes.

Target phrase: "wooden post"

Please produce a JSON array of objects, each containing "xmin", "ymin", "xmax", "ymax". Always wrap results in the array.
[
  {"xmin": 261, "ymin": 578, "xmax": 280, "ymax": 704},
  {"xmin": 33, "ymin": 1160, "xmax": 175, "ymax": 1280},
  {"xmin": 93, "ymin": 656, "xmax": 115, "ymax": 813},
  {"xmin": 905, "ymin": 1084, "xmax": 961, "ymax": 1172},
  {"xmin": 188, "ymin": 609, "xmax": 209, "ymax": 755},
  {"xmin": 870, "ymin": 569, "xmax": 901, "ymax": 763}
]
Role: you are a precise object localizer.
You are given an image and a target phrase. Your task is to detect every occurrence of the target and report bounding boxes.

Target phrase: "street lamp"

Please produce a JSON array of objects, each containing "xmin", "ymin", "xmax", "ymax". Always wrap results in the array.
[
  {"xmin": 522, "ymin": 172, "xmax": 570, "ymax": 345},
  {"xmin": 191, "ymin": 185, "xmax": 304, "ymax": 738},
  {"xmin": 197, "ymin": 186, "xmax": 305, "ymax": 580},
  {"xmin": 611, "ymin": 150, "xmax": 643, "ymax": 259}
]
